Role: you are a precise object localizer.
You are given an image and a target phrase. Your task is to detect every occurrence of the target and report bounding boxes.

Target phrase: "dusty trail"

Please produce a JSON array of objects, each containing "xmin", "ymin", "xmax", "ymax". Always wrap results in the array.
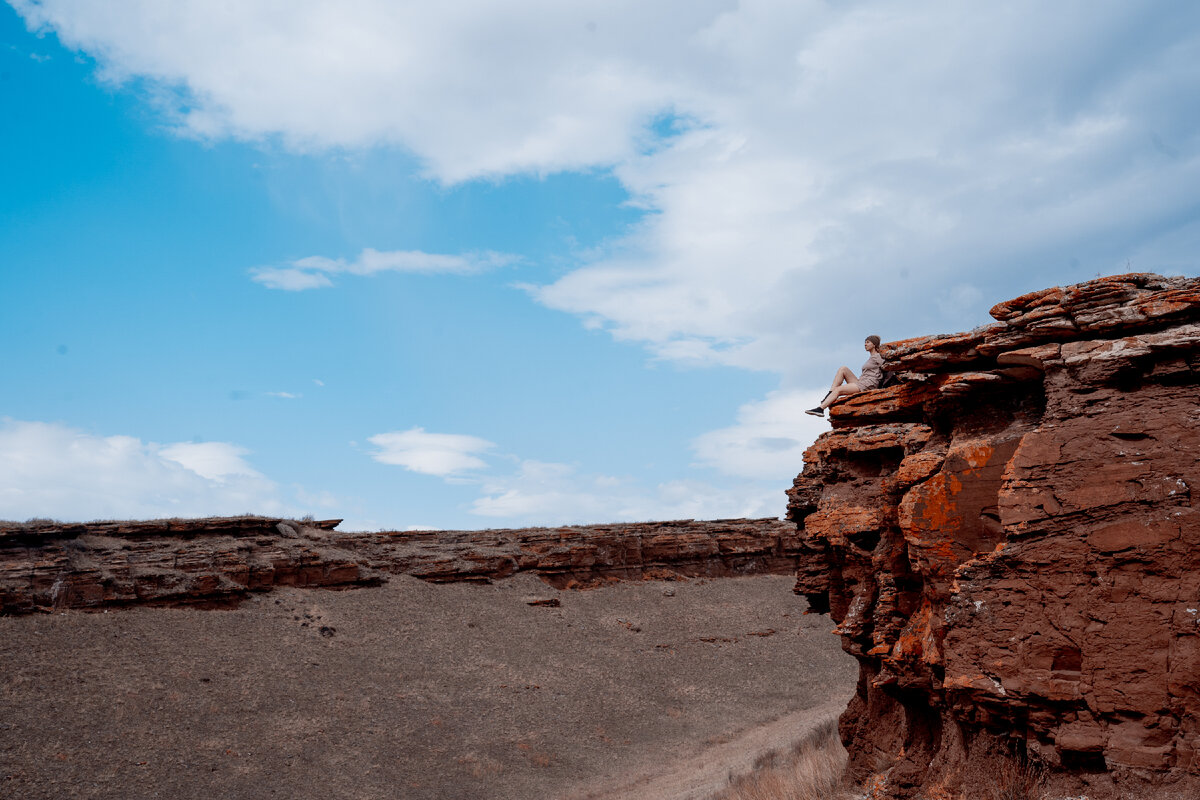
[{"xmin": 567, "ymin": 698, "xmax": 849, "ymax": 800}]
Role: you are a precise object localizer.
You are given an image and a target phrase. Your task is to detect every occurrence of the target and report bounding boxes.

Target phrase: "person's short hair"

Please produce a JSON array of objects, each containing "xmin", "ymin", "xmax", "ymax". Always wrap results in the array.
[{"xmin": 866, "ymin": 335, "xmax": 881, "ymax": 348}]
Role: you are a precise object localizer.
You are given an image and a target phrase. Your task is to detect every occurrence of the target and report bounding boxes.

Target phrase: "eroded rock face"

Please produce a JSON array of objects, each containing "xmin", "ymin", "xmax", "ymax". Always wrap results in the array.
[
  {"xmin": 789, "ymin": 274, "xmax": 1200, "ymax": 798},
  {"xmin": 0, "ymin": 516, "xmax": 799, "ymax": 614}
]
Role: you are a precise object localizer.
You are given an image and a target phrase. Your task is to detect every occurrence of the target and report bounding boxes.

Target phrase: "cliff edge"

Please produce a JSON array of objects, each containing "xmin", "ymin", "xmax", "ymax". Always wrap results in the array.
[{"xmin": 788, "ymin": 273, "xmax": 1200, "ymax": 798}]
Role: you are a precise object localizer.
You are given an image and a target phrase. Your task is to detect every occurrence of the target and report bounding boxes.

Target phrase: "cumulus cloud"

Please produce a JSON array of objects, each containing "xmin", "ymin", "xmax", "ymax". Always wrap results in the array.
[
  {"xmin": 0, "ymin": 419, "xmax": 288, "ymax": 521},
  {"xmin": 10, "ymin": 0, "xmax": 714, "ymax": 181},
  {"xmin": 251, "ymin": 247, "xmax": 514, "ymax": 291},
  {"xmin": 537, "ymin": 2, "xmax": 1200, "ymax": 374},
  {"xmin": 158, "ymin": 441, "xmax": 262, "ymax": 481},
  {"xmin": 367, "ymin": 427, "xmax": 495, "ymax": 477}
]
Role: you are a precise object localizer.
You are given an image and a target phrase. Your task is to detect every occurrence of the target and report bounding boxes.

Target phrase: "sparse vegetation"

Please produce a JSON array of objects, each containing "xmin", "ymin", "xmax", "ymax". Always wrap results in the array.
[
  {"xmin": 0, "ymin": 517, "xmax": 64, "ymax": 529},
  {"xmin": 711, "ymin": 717, "xmax": 851, "ymax": 800},
  {"xmin": 991, "ymin": 755, "xmax": 1046, "ymax": 800}
]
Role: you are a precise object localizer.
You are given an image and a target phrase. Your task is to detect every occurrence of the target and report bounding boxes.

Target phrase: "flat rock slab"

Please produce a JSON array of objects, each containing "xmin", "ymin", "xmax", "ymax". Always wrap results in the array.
[{"xmin": 0, "ymin": 573, "xmax": 854, "ymax": 800}]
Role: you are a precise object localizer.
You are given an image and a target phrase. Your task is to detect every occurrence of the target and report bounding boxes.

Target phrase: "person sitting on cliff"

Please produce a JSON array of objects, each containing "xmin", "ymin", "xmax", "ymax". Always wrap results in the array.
[{"xmin": 805, "ymin": 335, "xmax": 884, "ymax": 417}]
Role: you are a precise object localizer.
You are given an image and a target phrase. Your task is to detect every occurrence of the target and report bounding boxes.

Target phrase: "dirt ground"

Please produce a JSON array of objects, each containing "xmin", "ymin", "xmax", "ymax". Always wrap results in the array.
[{"xmin": 0, "ymin": 573, "xmax": 856, "ymax": 800}]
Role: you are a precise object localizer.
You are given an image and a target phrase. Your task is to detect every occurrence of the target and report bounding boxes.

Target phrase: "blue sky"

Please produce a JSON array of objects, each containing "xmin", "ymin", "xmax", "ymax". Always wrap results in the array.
[{"xmin": 3, "ymin": 1, "xmax": 1198, "ymax": 530}]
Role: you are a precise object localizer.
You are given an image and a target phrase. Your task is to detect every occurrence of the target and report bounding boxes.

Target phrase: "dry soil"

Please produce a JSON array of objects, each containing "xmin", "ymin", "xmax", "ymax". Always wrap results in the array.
[{"xmin": 0, "ymin": 573, "xmax": 855, "ymax": 800}]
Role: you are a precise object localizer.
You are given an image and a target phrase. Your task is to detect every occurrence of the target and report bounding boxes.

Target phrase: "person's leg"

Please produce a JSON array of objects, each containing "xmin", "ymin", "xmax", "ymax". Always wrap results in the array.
[
  {"xmin": 830, "ymin": 366, "xmax": 857, "ymax": 389},
  {"xmin": 807, "ymin": 367, "xmax": 862, "ymax": 416},
  {"xmin": 820, "ymin": 382, "xmax": 861, "ymax": 409}
]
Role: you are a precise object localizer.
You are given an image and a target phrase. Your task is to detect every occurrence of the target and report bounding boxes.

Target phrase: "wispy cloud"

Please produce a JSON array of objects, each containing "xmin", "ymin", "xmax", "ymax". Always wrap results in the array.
[
  {"xmin": 367, "ymin": 427, "xmax": 495, "ymax": 478},
  {"xmin": 251, "ymin": 247, "xmax": 515, "ymax": 291},
  {"xmin": 251, "ymin": 267, "xmax": 334, "ymax": 291}
]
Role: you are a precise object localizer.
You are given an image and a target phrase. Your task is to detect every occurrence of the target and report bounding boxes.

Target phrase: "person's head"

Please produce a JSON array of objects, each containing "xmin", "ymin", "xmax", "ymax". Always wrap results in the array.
[{"xmin": 865, "ymin": 335, "xmax": 881, "ymax": 352}]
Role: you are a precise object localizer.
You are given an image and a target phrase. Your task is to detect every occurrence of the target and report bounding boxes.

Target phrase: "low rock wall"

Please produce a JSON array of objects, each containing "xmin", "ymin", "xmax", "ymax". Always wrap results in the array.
[{"xmin": 0, "ymin": 516, "xmax": 799, "ymax": 614}]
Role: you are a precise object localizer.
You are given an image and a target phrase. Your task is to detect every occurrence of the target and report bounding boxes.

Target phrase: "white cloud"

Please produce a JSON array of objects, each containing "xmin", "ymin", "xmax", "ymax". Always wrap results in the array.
[
  {"xmin": 251, "ymin": 247, "xmax": 514, "ymax": 291},
  {"xmin": 692, "ymin": 388, "xmax": 829, "ymax": 481},
  {"xmin": 11, "ymin": 0, "xmax": 719, "ymax": 181},
  {"xmin": 266, "ymin": 391, "xmax": 300, "ymax": 399},
  {"xmin": 367, "ymin": 427, "xmax": 495, "ymax": 477},
  {"xmin": 471, "ymin": 459, "xmax": 783, "ymax": 525},
  {"xmin": 535, "ymin": 1, "xmax": 1200, "ymax": 373},
  {"xmin": 0, "ymin": 419, "xmax": 288, "ymax": 521},
  {"xmin": 158, "ymin": 441, "xmax": 262, "ymax": 481},
  {"xmin": 251, "ymin": 267, "xmax": 333, "ymax": 292},
  {"xmin": 19, "ymin": 1, "xmax": 1197, "ymax": 375}
]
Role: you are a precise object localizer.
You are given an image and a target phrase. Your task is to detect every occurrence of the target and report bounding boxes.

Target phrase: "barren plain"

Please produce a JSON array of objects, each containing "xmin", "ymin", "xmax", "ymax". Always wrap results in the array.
[{"xmin": 1, "ymin": 573, "xmax": 855, "ymax": 800}]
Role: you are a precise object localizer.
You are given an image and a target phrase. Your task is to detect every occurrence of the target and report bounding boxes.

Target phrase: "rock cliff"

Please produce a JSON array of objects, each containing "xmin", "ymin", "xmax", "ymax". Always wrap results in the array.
[
  {"xmin": 789, "ymin": 273, "xmax": 1200, "ymax": 798},
  {"xmin": 0, "ymin": 516, "xmax": 798, "ymax": 614}
]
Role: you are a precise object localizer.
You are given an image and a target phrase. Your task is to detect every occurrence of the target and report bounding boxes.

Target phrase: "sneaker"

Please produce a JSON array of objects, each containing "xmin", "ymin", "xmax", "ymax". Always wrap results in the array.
[{"xmin": 804, "ymin": 407, "xmax": 825, "ymax": 417}]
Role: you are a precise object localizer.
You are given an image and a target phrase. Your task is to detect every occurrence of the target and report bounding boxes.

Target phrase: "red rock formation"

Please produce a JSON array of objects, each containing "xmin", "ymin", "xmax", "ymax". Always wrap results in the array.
[
  {"xmin": 788, "ymin": 274, "xmax": 1200, "ymax": 798},
  {"xmin": 0, "ymin": 516, "xmax": 798, "ymax": 614}
]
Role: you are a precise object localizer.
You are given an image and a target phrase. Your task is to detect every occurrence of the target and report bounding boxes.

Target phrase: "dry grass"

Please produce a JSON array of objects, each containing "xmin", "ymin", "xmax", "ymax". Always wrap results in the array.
[
  {"xmin": 990, "ymin": 755, "xmax": 1046, "ymax": 800},
  {"xmin": 711, "ymin": 718, "xmax": 851, "ymax": 800}
]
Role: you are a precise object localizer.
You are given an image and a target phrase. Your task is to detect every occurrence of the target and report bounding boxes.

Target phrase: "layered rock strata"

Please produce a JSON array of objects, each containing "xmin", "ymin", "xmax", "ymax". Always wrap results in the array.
[
  {"xmin": 789, "ymin": 273, "xmax": 1200, "ymax": 798},
  {"xmin": 0, "ymin": 516, "xmax": 798, "ymax": 615}
]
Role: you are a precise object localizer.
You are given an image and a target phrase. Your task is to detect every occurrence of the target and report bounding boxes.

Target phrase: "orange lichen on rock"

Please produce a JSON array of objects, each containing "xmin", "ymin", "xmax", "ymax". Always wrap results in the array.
[
  {"xmin": 804, "ymin": 504, "xmax": 888, "ymax": 546},
  {"xmin": 887, "ymin": 598, "xmax": 939, "ymax": 667}
]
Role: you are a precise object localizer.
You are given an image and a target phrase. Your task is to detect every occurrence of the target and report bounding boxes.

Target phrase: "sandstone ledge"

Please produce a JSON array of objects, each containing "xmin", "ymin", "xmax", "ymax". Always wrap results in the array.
[
  {"xmin": 0, "ymin": 516, "xmax": 799, "ymax": 615},
  {"xmin": 791, "ymin": 273, "xmax": 1200, "ymax": 799}
]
